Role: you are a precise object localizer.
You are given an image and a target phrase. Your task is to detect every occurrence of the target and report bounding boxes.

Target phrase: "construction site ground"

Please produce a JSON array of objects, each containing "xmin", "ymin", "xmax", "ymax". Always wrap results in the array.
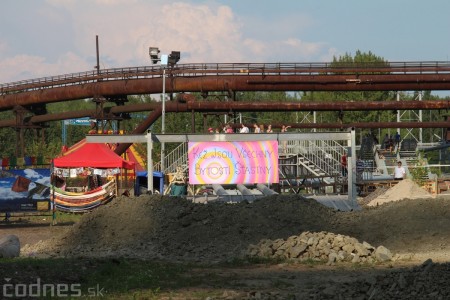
[{"xmin": 1, "ymin": 179, "xmax": 450, "ymax": 298}]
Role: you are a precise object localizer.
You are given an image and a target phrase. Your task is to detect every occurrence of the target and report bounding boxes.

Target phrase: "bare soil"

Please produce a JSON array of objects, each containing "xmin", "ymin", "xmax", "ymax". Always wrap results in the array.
[{"xmin": 3, "ymin": 182, "xmax": 450, "ymax": 299}]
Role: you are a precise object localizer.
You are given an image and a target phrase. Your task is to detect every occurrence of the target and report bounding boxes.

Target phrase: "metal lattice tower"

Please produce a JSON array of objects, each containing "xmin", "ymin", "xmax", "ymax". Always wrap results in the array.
[
  {"xmin": 397, "ymin": 91, "xmax": 423, "ymax": 143},
  {"xmin": 296, "ymin": 111, "xmax": 317, "ymax": 132}
]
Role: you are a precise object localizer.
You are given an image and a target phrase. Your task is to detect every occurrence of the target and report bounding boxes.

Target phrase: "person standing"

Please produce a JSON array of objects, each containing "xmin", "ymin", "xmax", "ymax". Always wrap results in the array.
[
  {"xmin": 393, "ymin": 161, "xmax": 406, "ymax": 180},
  {"xmin": 341, "ymin": 151, "xmax": 348, "ymax": 177},
  {"xmin": 239, "ymin": 123, "xmax": 249, "ymax": 133},
  {"xmin": 395, "ymin": 132, "xmax": 401, "ymax": 147},
  {"xmin": 382, "ymin": 133, "xmax": 390, "ymax": 149},
  {"xmin": 259, "ymin": 124, "xmax": 265, "ymax": 133},
  {"xmin": 226, "ymin": 124, "xmax": 234, "ymax": 133},
  {"xmin": 266, "ymin": 124, "xmax": 273, "ymax": 133},
  {"xmin": 281, "ymin": 125, "xmax": 291, "ymax": 133},
  {"xmin": 253, "ymin": 123, "xmax": 261, "ymax": 133},
  {"xmin": 281, "ymin": 125, "xmax": 291, "ymax": 153},
  {"xmin": 388, "ymin": 135, "xmax": 394, "ymax": 153}
]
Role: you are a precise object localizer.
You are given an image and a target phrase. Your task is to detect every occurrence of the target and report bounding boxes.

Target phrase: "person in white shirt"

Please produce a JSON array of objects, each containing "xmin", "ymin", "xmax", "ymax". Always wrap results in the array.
[
  {"xmin": 253, "ymin": 123, "xmax": 260, "ymax": 133},
  {"xmin": 393, "ymin": 161, "xmax": 406, "ymax": 180},
  {"xmin": 239, "ymin": 124, "xmax": 249, "ymax": 133},
  {"xmin": 281, "ymin": 124, "xmax": 291, "ymax": 153}
]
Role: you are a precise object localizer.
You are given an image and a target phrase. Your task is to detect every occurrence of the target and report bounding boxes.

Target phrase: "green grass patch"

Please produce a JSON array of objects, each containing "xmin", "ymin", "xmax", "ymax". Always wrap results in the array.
[
  {"xmin": 0, "ymin": 255, "xmax": 319, "ymax": 298},
  {"xmin": 0, "ymin": 257, "xmax": 230, "ymax": 298}
]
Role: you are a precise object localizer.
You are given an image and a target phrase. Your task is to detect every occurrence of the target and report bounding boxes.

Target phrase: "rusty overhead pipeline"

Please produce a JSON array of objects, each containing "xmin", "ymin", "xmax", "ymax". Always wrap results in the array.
[{"xmin": 2, "ymin": 100, "xmax": 449, "ymax": 129}]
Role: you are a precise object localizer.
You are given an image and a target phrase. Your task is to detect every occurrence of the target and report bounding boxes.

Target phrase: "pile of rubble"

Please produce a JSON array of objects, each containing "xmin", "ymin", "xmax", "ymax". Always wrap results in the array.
[{"xmin": 246, "ymin": 231, "xmax": 393, "ymax": 264}]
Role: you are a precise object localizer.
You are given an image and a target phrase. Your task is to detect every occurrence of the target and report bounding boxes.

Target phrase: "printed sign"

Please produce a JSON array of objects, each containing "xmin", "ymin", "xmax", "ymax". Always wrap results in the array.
[
  {"xmin": 65, "ymin": 117, "xmax": 95, "ymax": 126},
  {"xmin": 0, "ymin": 168, "xmax": 51, "ymax": 212},
  {"xmin": 188, "ymin": 141, "xmax": 279, "ymax": 184}
]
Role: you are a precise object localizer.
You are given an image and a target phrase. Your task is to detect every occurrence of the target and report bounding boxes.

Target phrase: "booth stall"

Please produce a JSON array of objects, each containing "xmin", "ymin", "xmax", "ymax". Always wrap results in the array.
[{"xmin": 52, "ymin": 143, "xmax": 135, "ymax": 212}]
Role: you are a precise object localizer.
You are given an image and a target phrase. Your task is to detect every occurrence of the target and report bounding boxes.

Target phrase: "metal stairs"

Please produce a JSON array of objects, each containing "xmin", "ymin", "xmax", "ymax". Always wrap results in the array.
[
  {"xmin": 278, "ymin": 139, "xmax": 346, "ymax": 193},
  {"xmin": 154, "ymin": 142, "xmax": 188, "ymax": 174}
]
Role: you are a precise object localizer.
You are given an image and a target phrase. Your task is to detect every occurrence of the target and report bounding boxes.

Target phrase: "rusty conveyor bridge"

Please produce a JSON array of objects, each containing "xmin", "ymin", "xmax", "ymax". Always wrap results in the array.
[
  {"xmin": 2, "ymin": 61, "xmax": 450, "ymax": 156},
  {"xmin": 3, "ymin": 61, "xmax": 450, "ymax": 104}
]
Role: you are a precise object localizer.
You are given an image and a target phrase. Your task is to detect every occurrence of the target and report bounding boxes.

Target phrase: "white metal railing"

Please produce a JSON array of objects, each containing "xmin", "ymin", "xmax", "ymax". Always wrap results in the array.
[
  {"xmin": 285, "ymin": 139, "xmax": 346, "ymax": 176},
  {"xmin": 153, "ymin": 142, "xmax": 188, "ymax": 174}
]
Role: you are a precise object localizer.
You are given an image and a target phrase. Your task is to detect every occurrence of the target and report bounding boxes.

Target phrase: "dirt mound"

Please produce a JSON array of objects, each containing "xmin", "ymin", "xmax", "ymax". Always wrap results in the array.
[
  {"xmin": 367, "ymin": 179, "xmax": 433, "ymax": 207},
  {"xmin": 24, "ymin": 194, "xmax": 337, "ymax": 262},
  {"xmin": 22, "ymin": 193, "xmax": 450, "ymax": 265}
]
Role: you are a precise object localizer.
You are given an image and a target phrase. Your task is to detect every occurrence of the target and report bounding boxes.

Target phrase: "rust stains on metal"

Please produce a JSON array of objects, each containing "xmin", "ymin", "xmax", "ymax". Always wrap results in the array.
[
  {"xmin": 1, "ymin": 100, "xmax": 449, "ymax": 130},
  {"xmin": 114, "ymin": 107, "xmax": 162, "ymax": 155},
  {"xmin": 183, "ymin": 100, "xmax": 450, "ymax": 112},
  {"xmin": 2, "ymin": 73, "xmax": 450, "ymax": 111}
]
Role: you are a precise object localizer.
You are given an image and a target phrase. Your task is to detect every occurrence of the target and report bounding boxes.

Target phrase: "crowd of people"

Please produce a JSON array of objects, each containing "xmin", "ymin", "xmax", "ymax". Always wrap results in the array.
[
  {"xmin": 207, "ymin": 123, "xmax": 290, "ymax": 134},
  {"xmin": 382, "ymin": 132, "xmax": 401, "ymax": 152}
]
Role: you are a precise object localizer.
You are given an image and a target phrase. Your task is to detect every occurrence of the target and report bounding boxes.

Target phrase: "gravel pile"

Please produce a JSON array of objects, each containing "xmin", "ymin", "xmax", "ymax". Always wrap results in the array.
[{"xmin": 246, "ymin": 231, "xmax": 393, "ymax": 264}]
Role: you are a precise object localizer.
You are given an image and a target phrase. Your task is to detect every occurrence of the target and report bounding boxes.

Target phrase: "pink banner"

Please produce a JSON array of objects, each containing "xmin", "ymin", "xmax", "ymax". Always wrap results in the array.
[{"xmin": 188, "ymin": 141, "xmax": 279, "ymax": 184}]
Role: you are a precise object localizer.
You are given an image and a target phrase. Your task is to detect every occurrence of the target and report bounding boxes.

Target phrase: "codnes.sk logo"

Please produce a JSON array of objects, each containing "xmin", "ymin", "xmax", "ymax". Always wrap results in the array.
[{"xmin": 2, "ymin": 277, "xmax": 105, "ymax": 298}]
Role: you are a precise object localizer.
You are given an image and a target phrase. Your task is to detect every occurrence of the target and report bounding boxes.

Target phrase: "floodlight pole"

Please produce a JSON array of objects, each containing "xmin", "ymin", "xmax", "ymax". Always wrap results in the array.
[
  {"xmin": 161, "ymin": 67, "xmax": 166, "ymax": 174},
  {"xmin": 149, "ymin": 47, "xmax": 180, "ymax": 193},
  {"xmin": 146, "ymin": 131, "xmax": 154, "ymax": 193}
]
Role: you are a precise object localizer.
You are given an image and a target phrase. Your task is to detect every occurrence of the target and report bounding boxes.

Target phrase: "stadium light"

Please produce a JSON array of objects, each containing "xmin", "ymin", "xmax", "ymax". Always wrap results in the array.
[{"xmin": 148, "ymin": 47, "xmax": 181, "ymax": 184}]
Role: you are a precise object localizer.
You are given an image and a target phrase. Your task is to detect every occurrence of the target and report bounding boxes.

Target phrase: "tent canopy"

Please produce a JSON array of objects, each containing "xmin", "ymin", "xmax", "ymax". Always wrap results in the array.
[{"xmin": 53, "ymin": 143, "xmax": 135, "ymax": 169}]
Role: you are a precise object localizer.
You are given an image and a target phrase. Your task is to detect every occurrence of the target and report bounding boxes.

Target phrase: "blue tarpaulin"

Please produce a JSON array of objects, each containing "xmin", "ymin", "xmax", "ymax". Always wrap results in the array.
[{"xmin": 134, "ymin": 171, "xmax": 164, "ymax": 195}]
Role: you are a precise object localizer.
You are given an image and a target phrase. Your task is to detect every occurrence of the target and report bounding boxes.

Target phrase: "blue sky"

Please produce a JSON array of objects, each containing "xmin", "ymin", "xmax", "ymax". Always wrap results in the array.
[{"xmin": 1, "ymin": 0, "xmax": 449, "ymax": 84}]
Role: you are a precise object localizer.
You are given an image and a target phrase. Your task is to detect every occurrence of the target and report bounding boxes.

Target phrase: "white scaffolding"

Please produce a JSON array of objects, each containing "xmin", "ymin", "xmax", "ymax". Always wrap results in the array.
[{"xmin": 87, "ymin": 129, "xmax": 358, "ymax": 206}]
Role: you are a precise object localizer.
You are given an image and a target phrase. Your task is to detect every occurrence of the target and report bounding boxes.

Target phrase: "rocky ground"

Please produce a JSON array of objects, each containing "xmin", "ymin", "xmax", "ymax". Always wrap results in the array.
[{"xmin": 3, "ymin": 179, "xmax": 450, "ymax": 299}]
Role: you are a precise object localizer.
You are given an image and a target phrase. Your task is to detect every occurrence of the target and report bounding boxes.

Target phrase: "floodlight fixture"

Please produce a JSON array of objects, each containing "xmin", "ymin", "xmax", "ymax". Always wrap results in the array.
[
  {"xmin": 149, "ymin": 47, "xmax": 160, "ymax": 64},
  {"xmin": 168, "ymin": 51, "xmax": 181, "ymax": 65}
]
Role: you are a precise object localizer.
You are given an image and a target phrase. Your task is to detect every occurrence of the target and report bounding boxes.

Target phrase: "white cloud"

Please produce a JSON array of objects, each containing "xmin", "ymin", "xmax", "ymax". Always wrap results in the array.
[
  {"xmin": 1, "ymin": 1, "xmax": 334, "ymax": 83},
  {"xmin": 282, "ymin": 38, "xmax": 324, "ymax": 57},
  {"xmin": 0, "ymin": 53, "xmax": 90, "ymax": 83}
]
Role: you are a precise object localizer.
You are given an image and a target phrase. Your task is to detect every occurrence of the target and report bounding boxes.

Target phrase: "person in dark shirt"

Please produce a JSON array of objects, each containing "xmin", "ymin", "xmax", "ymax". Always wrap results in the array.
[{"xmin": 395, "ymin": 132, "xmax": 401, "ymax": 147}]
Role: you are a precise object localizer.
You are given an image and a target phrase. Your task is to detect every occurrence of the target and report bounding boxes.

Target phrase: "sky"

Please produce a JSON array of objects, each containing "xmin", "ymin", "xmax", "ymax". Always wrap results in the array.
[{"xmin": 1, "ymin": 0, "xmax": 450, "ymax": 84}]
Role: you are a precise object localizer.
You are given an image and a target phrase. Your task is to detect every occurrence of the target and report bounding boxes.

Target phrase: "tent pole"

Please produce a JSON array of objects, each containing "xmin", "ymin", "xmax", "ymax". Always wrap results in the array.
[
  {"xmin": 146, "ymin": 131, "xmax": 154, "ymax": 193},
  {"xmin": 51, "ymin": 159, "xmax": 57, "ymax": 226},
  {"xmin": 115, "ymin": 174, "xmax": 118, "ymax": 196}
]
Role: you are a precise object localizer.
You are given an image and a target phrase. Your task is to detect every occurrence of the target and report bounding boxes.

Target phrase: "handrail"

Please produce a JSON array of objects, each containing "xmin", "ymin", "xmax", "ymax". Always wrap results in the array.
[
  {"xmin": 153, "ymin": 142, "xmax": 188, "ymax": 174},
  {"xmin": 288, "ymin": 139, "xmax": 345, "ymax": 176},
  {"xmin": 2, "ymin": 61, "xmax": 450, "ymax": 95},
  {"xmin": 282, "ymin": 138, "xmax": 346, "ymax": 177}
]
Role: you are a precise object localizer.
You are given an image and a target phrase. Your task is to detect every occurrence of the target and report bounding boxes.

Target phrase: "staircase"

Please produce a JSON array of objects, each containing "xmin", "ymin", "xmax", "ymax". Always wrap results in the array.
[
  {"xmin": 284, "ymin": 139, "xmax": 345, "ymax": 177},
  {"xmin": 153, "ymin": 142, "xmax": 188, "ymax": 174},
  {"xmin": 278, "ymin": 139, "xmax": 347, "ymax": 193},
  {"xmin": 400, "ymin": 138, "xmax": 418, "ymax": 158}
]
